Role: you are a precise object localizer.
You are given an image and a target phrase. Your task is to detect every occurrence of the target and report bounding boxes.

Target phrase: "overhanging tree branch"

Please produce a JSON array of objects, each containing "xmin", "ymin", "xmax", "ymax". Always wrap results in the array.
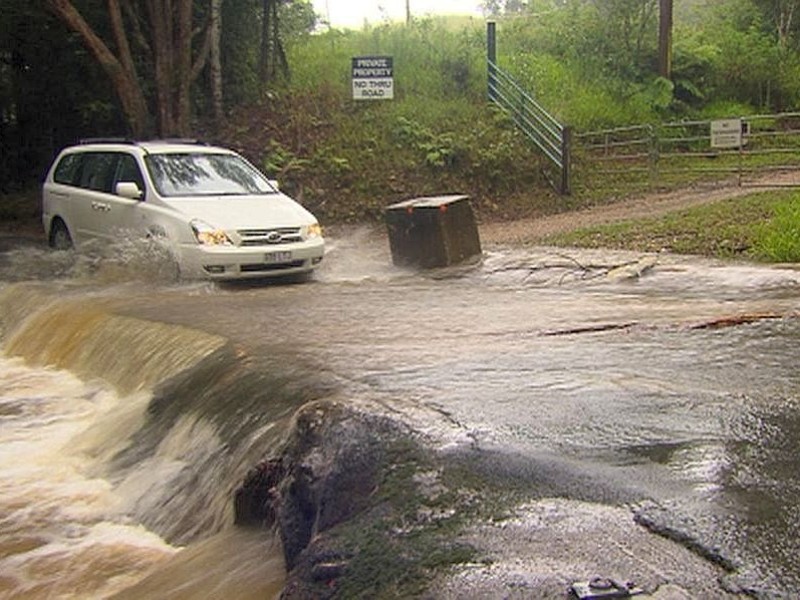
[
  {"xmin": 46, "ymin": 0, "xmax": 152, "ymax": 137},
  {"xmin": 120, "ymin": 0, "xmax": 150, "ymax": 55},
  {"xmin": 108, "ymin": 0, "xmax": 138, "ymax": 85},
  {"xmin": 191, "ymin": 13, "xmax": 213, "ymax": 82}
]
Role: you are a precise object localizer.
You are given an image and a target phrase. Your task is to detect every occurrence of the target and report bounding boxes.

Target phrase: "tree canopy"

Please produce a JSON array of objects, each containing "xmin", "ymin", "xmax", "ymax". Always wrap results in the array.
[{"xmin": 41, "ymin": 0, "xmax": 314, "ymax": 138}]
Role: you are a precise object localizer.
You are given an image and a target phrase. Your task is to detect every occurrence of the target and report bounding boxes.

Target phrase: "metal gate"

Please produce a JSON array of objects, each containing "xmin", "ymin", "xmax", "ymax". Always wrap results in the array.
[
  {"xmin": 574, "ymin": 113, "xmax": 800, "ymax": 197},
  {"xmin": 487, "ymin": 22, "xmax": 571, "ymax": 195}
]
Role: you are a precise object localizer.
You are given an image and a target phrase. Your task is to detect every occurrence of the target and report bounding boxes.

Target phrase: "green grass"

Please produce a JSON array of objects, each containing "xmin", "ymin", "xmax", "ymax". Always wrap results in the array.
[
  {"xmin": 755, "ymin": 195, "xmax": 800, "ymax": 262},
  {"xmin": 544, "ymin": 189, "xmax": 800, "ymax": 262}
]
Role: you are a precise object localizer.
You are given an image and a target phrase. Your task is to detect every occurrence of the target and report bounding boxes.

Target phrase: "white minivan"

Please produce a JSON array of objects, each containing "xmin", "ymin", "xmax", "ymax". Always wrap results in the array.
[{"xmin": 42, "ymin": 139, "xmax": 325, "ymax": 280}]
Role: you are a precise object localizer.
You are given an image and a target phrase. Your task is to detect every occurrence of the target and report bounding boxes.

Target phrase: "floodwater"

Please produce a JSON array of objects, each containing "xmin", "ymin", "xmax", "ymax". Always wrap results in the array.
[{"xmin": 1, "ymin": 228, "xmax": 799, "ymax": 597}]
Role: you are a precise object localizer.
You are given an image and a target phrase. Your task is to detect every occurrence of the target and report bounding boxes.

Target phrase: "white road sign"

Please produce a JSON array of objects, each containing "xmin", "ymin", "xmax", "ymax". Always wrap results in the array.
[{"xmin": 352, "ymin": 56, "xmax": 394, "ymax": 100}]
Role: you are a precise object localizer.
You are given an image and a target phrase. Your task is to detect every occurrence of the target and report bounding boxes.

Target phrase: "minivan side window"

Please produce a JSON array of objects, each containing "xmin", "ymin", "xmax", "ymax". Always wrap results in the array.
[
  {"xmin": 53, "ymin": 153, "xmax": 83, "ymax": 186},
  {"xmin": 78, "ymin": 153, "xmax": 119, "ymax": 193},
  {"xmin": 115, "ymin": 154, "xmax": 146, "ymax": 197}
]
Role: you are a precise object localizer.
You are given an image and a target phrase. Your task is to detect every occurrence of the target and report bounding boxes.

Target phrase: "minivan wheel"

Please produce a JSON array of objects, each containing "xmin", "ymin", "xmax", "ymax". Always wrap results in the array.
[{"xmin": 49, "ymin": 219, "xmax": 73, "ymax": 250}]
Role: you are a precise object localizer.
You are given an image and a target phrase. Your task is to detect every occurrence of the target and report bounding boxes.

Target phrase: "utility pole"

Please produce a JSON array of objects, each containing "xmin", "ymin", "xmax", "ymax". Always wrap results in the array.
[
  {"xmin": 406, "ymin": 0, "xmax": 411, "ymax": 24},
  {"xmin": 658, "ymin": 0, "xmax": 673, "ymax": 78}
]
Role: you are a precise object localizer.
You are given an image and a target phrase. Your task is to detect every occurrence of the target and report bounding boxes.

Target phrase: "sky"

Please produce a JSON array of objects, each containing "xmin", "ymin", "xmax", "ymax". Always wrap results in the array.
[{"xmin": 311, "ymin": 0, "xmax": 485, "ymax": 29}]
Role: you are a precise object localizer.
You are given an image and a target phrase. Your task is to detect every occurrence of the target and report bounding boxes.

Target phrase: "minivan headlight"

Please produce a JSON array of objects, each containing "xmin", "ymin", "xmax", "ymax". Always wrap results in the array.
[
  {"xmin": 304, "ymin": 222, "xmax": 323, "ymax": 239},
  {"xmin": 191, "ymin": 220, "xmax": 232, "ymax": 246}
]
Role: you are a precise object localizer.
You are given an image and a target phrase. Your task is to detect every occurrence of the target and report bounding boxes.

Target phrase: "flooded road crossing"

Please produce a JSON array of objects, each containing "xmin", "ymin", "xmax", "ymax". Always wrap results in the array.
[
  {"xmin": 1, "ymin": 233, "xmax": 799, "ymax": 596},
  {"xmin": 102, "ymin": 241, "xmax": 800, "ymax": 595}
]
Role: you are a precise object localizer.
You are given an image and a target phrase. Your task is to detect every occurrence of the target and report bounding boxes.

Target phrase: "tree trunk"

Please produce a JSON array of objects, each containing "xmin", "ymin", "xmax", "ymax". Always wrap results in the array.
[
  {"xmin": 147, "ymin": 0, "xmax": 210, "ymax": 136},
  {"xmin": 658, "ymin": 0, "xmax": 673, "ymax": 79},
  {"xmin": 175, "ymin": 0, "xmax": 193, "ymax": 135},
  {"xmin": 210, "ymin": 0, "xmax": 224, "ymax": 126},
  {"xmin": 260, "ymin": 0, "xmax": 271, "ymax": 84},
  {"xmin": 776, "ymin": 1, "xmax": 797, "ymax": 49},
  {"xmin": 46, "ymin": 0, "xmax": 152, "ymax": 137},
  {"xmin": 272, "ymin": 0, "xmax": 288, "ymax": 80}
]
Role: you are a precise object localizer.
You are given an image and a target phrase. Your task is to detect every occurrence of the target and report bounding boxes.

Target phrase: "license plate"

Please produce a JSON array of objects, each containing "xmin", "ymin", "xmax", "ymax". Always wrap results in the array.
[{"xmin": 265, "ymin": 251, "xmax": 292, "ymax": 263}]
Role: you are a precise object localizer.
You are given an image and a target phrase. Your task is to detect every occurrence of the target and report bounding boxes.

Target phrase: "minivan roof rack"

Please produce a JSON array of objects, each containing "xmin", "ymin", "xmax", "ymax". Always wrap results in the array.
[
  {"xmin": 77, "ymin": 138, "xmax": 210, "ymax": 146},
  {"xmin": 154, "ymin": 138, "xmax": 209, "ymax": 145},
  {"xmin": 79, "ymin": 137, "xmax": 136, "ymax": 145}
]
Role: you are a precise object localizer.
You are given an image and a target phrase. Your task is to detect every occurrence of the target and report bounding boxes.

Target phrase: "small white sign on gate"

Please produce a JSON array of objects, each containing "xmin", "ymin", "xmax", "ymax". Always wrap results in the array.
[{"xmin": 710, "ymin": 118, "xmax": 743, "ymax": 149}]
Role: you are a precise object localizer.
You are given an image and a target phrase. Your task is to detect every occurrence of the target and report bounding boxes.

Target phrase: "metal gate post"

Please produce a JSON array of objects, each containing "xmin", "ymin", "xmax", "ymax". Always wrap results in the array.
[
  {"xmin": 648, "ymin": 124, "xmax": 659, "ymax": 189},
  {"xmin": 561, "ymin": 126, "xmax": 572, "ymax": 195},
  {"xmin": 487, "ymin": 22, "xmax": 497, "ymax": 102},
  {"xmin": 738, "ymin": 119, "xmax": 744, "ymax": 187}
]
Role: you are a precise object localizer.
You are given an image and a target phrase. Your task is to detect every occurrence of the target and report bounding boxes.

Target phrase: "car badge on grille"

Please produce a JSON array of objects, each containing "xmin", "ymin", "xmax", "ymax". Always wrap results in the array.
[{"xmin": 266, "ymin": 232, "xmax": 283, "ymax": 243}]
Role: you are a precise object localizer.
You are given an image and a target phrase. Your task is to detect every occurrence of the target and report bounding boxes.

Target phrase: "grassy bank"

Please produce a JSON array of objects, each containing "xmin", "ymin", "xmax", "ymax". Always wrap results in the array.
[
  {"xmin": 215, "ymin": 18, "xmax": 562, "ymax": 224},
  {"xmin": 544, "ymin": 189, "xmax": 800, "ymax": 263}
]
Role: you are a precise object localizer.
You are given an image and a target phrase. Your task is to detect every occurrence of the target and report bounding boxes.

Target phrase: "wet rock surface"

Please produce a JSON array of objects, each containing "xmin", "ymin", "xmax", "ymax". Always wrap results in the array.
[
  {"xmin": 272, "ymin": 401, "xmax": 395, "ymax": 571},
  {"xmin": 432, "ymin": 499, "xmax": 742, "ymax": 599},
  {"xmin": 235, "ymin": 400, "xmax": 412, "ymax": 593},
  {"xmin": 237, "ymin": 399, "xmax": 750, "ymax": 598}
]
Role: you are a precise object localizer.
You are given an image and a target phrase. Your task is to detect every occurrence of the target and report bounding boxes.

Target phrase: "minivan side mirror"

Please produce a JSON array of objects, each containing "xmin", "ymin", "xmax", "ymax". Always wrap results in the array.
[{"xmin": 116, "ymin": 181, "xmax": 144, "ymax": 200}]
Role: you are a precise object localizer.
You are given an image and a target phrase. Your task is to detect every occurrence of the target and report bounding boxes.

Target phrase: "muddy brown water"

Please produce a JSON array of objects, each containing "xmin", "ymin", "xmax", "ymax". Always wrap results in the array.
[{"xmin": 0, "ymin": 229, "xmax": 799, "ymax": 597}]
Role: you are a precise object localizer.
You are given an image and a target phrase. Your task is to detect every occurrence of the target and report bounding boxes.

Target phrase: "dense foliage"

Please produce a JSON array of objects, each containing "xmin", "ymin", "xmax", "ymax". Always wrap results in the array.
[
  {"xmin": 491, "ymin": 0, "xmax": 800, "ymax": 127},
  {"xmin": 0, "ymin": 0, "xmax": 314, "ymax": 191},
  {"xmin": 0, "ymin": 3, "xmax": 121, "ymax": 191}
]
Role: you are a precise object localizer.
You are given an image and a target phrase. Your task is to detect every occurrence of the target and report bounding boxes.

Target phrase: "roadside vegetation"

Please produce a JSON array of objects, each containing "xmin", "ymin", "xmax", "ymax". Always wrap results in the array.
[
  {"xmin": 545, "ymin": 189, "xmax": 800, "ymax": 263},
  {"xmin": 2, "ymin": 0, "xmax": 800, "ymax": 261},
  {"xmin": 215, "ymin": 18, "xmax": 555, "ymax": 222}
]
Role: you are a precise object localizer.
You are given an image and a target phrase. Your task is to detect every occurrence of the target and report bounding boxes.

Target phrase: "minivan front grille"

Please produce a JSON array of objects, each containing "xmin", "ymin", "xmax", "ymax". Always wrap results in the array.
[
  {"xmin": 240, "ymin": 260, "xmax": 305, "ymax": 273},
  {"xmin": 238, "ymin": 227, "xmax": 302, "ymax": 246}
]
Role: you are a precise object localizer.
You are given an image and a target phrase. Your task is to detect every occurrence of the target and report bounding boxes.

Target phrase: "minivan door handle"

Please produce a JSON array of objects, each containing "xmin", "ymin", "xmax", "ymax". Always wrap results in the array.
[{"xmin": 91, "ymin": 201, "xmax": 111, "ymax": 212}]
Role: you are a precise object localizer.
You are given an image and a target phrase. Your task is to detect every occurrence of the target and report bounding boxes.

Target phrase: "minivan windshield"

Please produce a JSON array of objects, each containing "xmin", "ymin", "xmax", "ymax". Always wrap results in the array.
[{"xmin": 145, "ymin": 153, "xmax": 277, "ymax": 197}]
